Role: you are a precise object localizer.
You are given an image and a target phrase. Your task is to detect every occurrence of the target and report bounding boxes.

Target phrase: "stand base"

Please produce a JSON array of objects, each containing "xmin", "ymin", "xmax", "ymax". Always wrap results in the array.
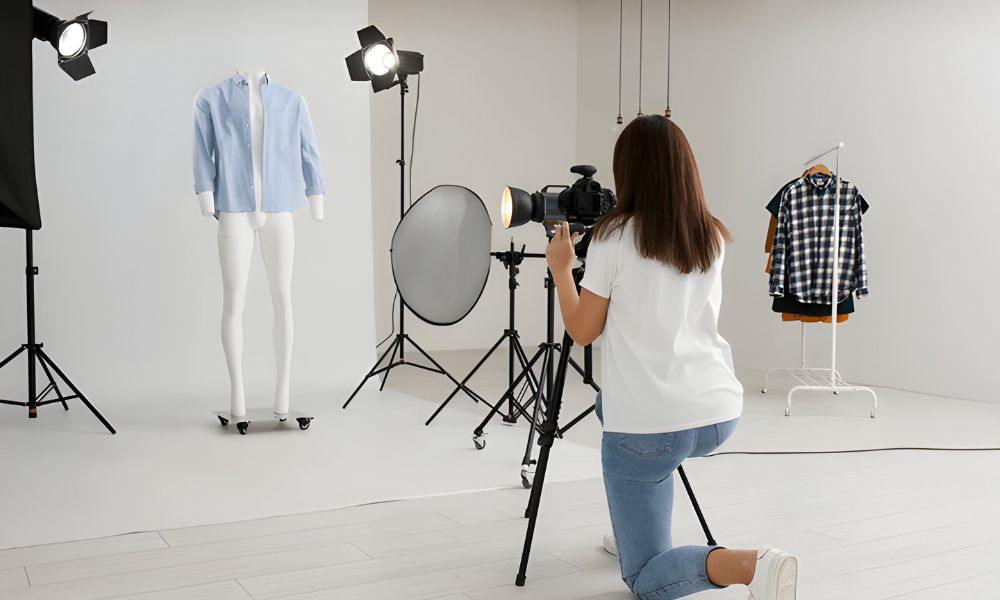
[
  {"xmin": 344, "ymin": 333, "xmax": 483, "ymax": 411},
  {"xmin": 215, "ymin": 409, "xmax": 313, "ymax": 435},
  {"xmin": 0, "ymin": 343, "xmax": 116, "ymax": 434}
]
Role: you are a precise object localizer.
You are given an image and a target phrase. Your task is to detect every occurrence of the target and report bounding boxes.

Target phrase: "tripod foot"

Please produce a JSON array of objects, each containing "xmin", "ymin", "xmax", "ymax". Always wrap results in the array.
[
  {"xmin": 29, "ymin": 407, "xmax": 37, "ymax": 418},
  {"xmin": 473, "ymin": 434, "xmax": 486, "ymax": 450},
  {"xmin": 217, "ymin": 415, "xmax": 229, "ymax": 426},
  {"xmin": 515, "ymin": 574, "xmax": 526, "ymax": 587}
]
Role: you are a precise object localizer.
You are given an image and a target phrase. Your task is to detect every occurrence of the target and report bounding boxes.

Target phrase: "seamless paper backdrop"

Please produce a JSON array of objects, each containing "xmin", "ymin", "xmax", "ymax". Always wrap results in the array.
[{"xmin": 0, "ymin": 0, "xmax": 375, "ymax": 408}]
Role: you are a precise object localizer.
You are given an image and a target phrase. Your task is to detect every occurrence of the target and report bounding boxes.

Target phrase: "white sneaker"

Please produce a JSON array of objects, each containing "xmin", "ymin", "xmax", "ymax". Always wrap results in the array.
[
  {"xmin": 602, "ymin": 532, "xmax": 618, "ymax": 557},
  {"xmin": 747, "ymin": 547, "xmax": 798, "ymax": 600}
]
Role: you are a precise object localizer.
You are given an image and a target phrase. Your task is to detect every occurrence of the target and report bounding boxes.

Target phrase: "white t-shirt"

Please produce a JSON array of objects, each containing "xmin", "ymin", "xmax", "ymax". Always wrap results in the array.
[{"xmin": 580, "ymin": 221, "xmax": 743, "ymax": 434}]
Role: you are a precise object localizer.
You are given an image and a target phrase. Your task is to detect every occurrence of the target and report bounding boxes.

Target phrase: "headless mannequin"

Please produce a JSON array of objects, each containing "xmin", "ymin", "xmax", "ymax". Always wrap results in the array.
[{"xmin": 198, "ymin": 70, "xmax": 323, "ymax": 420}]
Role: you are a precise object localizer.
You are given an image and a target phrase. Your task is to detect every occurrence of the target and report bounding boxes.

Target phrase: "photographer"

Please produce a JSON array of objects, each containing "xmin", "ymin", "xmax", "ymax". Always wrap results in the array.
[{"xmin": 545, "ymin": 115, "xmax": 798, "ymax": 600}]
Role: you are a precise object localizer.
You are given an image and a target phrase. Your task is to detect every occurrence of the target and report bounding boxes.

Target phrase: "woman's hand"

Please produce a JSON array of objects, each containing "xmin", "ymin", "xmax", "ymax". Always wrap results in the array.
[{"xmin": 545, "ymin": 222, "xmax": 579, "ymax": 273}]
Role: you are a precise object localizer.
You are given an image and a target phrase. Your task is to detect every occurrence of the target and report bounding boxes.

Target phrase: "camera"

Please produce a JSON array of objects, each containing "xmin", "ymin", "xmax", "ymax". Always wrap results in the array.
[{"xmin": 501, "ymin": 165, "xmax": 616, "ymax": 238}]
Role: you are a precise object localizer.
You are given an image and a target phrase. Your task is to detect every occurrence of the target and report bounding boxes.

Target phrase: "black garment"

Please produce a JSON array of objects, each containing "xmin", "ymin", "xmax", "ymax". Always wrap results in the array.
[
  {"xmin": 0, "ymin": 0, "xmax": 42, "ymax": 230},
  {"xmin": 772, "ymin": 294, "xmax": 855, "ymax": 317}
]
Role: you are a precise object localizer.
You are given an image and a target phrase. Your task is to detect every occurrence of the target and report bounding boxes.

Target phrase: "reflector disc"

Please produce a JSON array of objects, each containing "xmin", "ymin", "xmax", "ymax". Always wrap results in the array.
[{"xmin": 391, "ymin": 185, "xmax": 492, "ymax": 326}]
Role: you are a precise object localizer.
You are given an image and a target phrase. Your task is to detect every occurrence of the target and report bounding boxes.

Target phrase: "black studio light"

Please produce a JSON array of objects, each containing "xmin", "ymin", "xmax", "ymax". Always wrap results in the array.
[
  {"xmin": 32, "ymin": 7, "xmax": 108, "ymax": 81},
  {"xmin": 0, "ymin": 1, "xmax": 114, "ymax": 434},
  {"xmin": 345, "ymin": 25, "xmax": 423, "ymax": 92}
]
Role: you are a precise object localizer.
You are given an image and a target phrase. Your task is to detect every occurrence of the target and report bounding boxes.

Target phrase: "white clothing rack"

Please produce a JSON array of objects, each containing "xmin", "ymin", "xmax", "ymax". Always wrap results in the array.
[{"xmin": 762, "ymin": 142, "xmax": 878, "ymax": 418}]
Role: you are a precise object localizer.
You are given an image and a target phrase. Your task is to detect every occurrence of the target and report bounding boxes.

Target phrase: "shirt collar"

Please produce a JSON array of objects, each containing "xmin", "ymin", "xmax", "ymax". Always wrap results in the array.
[
  {"xmin": 805, "ymin": 172, "xmax": 836, "ymax": 190},
  {"xmin": 231, "ymin": 71, "xmax": 271, "ymax": 87}
]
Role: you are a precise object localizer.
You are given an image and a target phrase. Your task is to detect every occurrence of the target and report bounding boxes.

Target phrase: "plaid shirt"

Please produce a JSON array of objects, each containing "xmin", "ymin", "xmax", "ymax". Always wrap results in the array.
[{"xmin": 769, "ymin": 173, "xmax": 869, "ymax": 303}]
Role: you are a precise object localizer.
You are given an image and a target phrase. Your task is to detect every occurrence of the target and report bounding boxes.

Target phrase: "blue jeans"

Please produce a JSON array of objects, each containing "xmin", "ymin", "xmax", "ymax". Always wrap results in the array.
[{"xmin": 596, "ymin": 392, "xmax": 739, "ymax": 599}]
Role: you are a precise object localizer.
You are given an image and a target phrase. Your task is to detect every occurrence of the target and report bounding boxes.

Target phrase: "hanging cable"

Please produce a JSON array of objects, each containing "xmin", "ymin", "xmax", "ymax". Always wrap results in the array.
[
  {"xmin": 637, "ymin": 0, "xmax": 644, "ymax": 116},
  {"xmin": 408, "ymin": 73, "xmax": 421, "ymax": 208},
  {"xmin": 616, "ymin": 0, "xmax": 623, "ymax": 127},
  {"xmin": 665, "ymin": 0, "xmax": 672, "ymax": 118}
]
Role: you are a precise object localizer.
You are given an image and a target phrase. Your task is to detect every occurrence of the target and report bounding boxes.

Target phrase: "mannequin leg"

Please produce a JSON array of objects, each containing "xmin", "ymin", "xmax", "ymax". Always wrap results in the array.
[
  {"xmin": 259, "ymin": 213, "xmax": 295, "ymax": 417},
  {"xmin": 218, "ymin": 214, "xmax": 256, "ymax": 419}
]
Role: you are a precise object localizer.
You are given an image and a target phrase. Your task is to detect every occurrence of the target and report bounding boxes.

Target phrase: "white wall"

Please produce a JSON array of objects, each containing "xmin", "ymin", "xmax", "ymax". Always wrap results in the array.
[
  {"xmin": 577, "ymin": 0, "xmax": 1000, "ymax": 402},
  {"xmin": 368, "ymin": 0, "xmax": 579, "ymax": 353},
  {"xmin": 0, "ymin": 0, "xmax": 375, "ymax": 407}
]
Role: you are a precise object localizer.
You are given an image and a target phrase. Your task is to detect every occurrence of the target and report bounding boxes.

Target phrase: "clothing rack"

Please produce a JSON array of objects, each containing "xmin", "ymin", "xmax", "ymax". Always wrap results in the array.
[{"xmin": 762, "ymin": 142, "xmax": 878, "ymax": 418}]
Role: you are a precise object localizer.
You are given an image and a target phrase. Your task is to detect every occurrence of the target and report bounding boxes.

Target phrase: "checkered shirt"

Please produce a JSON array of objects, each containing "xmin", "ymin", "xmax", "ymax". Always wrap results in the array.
[{"xmin": 768, "ymin": 173, "xmax": 869, "ymax": 303}]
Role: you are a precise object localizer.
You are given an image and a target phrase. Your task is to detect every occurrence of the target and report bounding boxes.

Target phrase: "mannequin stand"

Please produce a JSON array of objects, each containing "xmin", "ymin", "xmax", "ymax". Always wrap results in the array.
[{"xmin": 0, "ymin": 230, "xmax": 115, "ymax": 434}]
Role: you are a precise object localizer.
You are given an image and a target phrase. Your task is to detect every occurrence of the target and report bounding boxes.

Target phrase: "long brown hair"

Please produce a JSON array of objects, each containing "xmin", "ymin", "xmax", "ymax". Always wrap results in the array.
[{"xmin": 590, "ymin": 115, "xmax": 730, "ymax": 274}]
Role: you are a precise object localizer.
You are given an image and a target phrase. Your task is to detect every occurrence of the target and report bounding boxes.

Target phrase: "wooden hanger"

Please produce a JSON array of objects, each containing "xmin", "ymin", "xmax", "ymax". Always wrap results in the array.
[{"xmin": 802, "ymin": 163, "xmax": 832, "ymax": 177}]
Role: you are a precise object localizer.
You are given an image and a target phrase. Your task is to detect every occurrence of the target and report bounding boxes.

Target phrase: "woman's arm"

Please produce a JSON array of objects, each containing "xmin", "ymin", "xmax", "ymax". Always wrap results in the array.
[{"xmin": 546, "ymin": 222, "xmax": 609, "ymax": 347}]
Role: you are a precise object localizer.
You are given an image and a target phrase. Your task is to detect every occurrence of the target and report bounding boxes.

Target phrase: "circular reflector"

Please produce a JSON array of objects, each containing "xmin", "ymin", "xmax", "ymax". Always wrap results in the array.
[
  {"xmin": 58, "ymin": 22, "xmax": 87, "ymax": 57},
  {"xmin": 391, "ymin": 185, "xmax": 492, "ymax": 326}
]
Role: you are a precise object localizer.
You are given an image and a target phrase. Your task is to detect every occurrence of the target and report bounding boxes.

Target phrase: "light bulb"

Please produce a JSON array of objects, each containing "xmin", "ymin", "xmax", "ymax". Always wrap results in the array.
[
  {"xmin": 363, "ymin": 43, "xmax": 396, "ymax": 76},
  {"xmin": 58, "ymin": 22, "xmax": 87, "ymax": 57}
]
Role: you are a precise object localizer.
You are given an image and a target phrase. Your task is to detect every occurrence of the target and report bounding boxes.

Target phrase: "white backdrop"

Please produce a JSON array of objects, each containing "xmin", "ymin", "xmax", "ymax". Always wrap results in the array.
[
  {"xmin": 575, "ymin": 0, "xmax": 1000, "ymax": 403},
  {"xmin": 368, "ymin": 0, "xmax": 579, "ymax": 353},
  {"xmin": 0, "ymin": 0, "xmax": 375, "ymax": 412}
]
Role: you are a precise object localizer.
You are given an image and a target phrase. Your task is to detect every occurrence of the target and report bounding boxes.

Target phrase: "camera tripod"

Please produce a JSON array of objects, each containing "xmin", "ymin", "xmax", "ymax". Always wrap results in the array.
[
  {"xmin": 425, "ymin": 240, "xmax": 544, "ymax": 427},
  {"xmin": 470, "ymin": 264, "xmax": 601, "ymax": 488},
  {"xmin": 515, "ymin": 326, "xmax": 718, "ymax": 587},
  {"xmin": 0, "ymin": 230, "xmax": 115, "ymax": 434}
]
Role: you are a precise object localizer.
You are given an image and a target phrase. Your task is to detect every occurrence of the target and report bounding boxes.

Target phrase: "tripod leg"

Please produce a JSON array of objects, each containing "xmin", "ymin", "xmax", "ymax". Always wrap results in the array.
[
  {"xmin": 36, "ymin": 353, "xmax": 69, "ymax": 410},
  {"xmin": 36, "ymin": 349, "xmax": 116, "ymax": 435},
  {"xmin": 379, "ymin": 339, "xmax": 401, "ymax": 392},
  {"xmin": 516, "ymin": 332, "xmax": 574, "ymax": 586},
  {"xmin": 473, "ymin": 346, "xmax": 546, "ymax": 437},
  {"xmin": 425, "ymin": 333, "xmax": 507, "ymax": 426},
  {"xmin": 404, "ymin": 335, "xmax": 487, "ymax": 407},
  {"xmin": 520, "ymin": 347, "xmax": 552, "ymax": 479},
  {"xmin": 344, "ymin": 337, "xmax": 400, "ymax": 409},
  {"xmin": 0, "ymin": 346, "xmax": 26, "ymax": 371},
  {"xmin": 677, "ymin": 464, "xmax": 717, "ymax": 546}
]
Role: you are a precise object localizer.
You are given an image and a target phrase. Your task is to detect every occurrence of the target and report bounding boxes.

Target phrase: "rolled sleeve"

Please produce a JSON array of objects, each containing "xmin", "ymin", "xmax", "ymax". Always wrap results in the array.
[
  {"xmin": 299, "ymin": 97, "xmax": 325, "ymax": 196},
  {"xmin": 192, "ymin": 95, "xmax": 217, "ymax": 195}
]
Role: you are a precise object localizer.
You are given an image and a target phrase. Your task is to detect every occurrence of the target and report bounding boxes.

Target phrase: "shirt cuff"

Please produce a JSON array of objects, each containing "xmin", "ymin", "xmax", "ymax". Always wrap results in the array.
[{"xmin": 768, "ymin": 285, "xmax": 784, "ymax": 297}]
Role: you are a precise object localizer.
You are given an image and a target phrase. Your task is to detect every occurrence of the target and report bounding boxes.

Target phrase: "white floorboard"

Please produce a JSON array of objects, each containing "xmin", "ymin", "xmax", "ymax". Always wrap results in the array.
[
  {"xmin": 0, "ymin": 351, "xmax": 998, "ymax": 599},
  {"xmin": 0, "ymin": 385, "xmax": 600, "ymax": 550}
]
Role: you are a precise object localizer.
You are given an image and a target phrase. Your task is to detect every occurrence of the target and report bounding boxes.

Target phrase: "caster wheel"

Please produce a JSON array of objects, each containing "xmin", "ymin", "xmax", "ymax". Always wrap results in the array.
[
  {"xmin": 870, "ymin": 411, "xmax": 876, "ymax": 419},
  {"xmin": 297, "ymin": 417, "xmax": 311, "ymax": 430},
  {"xmin": 236, "ymin": 421, "xmax": 249, "ymax": 435},
  {"xmin": 521, "ymin": 465, "xmax": 535, "ymax": 489},
  {"xmin": 784, "ymin": 408, "xmax": 791, "ymax": 417},
  {"xmin": 473, "ymin": 435, "xmax": 486, "ymax": 450},
  {"xmin": 280, "ymin": 418, "xmax": 288, "ymax": 423},
  {"xmin": 761, "ymin": 389, "xmax": 767, "ymax": 394},
  {"xmin": 218, "ymin": 415, "xmax": 229, "ymax": 426}
]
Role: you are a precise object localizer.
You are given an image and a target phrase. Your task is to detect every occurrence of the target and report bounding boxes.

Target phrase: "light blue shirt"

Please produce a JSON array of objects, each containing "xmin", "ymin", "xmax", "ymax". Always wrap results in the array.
[{"xmin": 193, "ymin": 74, "xmax": 325, "ymax": 213}]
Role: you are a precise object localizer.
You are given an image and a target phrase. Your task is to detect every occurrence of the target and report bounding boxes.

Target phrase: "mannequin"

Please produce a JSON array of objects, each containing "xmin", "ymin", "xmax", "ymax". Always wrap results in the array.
[{"xmin": 195, "ymin": 70, "xmax": 324, "ymax": 421}]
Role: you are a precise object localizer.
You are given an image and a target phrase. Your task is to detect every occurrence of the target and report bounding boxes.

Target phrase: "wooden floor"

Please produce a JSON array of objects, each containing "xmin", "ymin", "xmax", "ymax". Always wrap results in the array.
[{"xmin": 1, "ymin": 446, "xmax": 999, "ymax": 599}]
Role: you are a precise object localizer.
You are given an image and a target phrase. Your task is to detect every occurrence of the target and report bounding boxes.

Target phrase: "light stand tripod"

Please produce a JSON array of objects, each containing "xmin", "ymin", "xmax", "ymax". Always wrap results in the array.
[
  {"xmin": 343, "ymin": 75, "xmax": 473, "ymax": 410},
  {"xmin": 470, "ymin": 264, "xmax": 601, "ymax": 488},
  {"xmin": 516, "ymin": 328, "xmax": 717, "ymax": 587},
  {"xmin": 424, "ymin": 240, "xmax": 544, "ymax": 426},
  {"xmin": 0, "ymin": 230, "xmax": 115, "ymax": 434}
]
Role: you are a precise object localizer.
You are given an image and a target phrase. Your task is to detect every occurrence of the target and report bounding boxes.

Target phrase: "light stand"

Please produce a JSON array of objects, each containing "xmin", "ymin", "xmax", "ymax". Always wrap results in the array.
[
  {"xmin": 0, "ymin": 230, "xmax": 115, "ymax": 433},
  {"xmin": 515, "ymin": 299, "xmax": 716, "ymax": 587},
  {"xmin": 470, "ymin": 264, "xmax": 600, "ymax": 488},
  {"xmin": 425, "ymin": 241, "xmax": 545, "ymax": 426},
  {"xmin": 343, "ymin": 74, "xmax": 472, "ymax": 410}
]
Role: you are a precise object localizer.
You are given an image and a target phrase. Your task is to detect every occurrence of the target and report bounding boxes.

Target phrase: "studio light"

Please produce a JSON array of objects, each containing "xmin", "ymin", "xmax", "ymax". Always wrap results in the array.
[
  {"xmin": 32, "ymin": 8, "xmax": 108, "ymax": 81},
  {"xmin": 345, "ymin": 25, "xmax": 423, "ymax": 93}
]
